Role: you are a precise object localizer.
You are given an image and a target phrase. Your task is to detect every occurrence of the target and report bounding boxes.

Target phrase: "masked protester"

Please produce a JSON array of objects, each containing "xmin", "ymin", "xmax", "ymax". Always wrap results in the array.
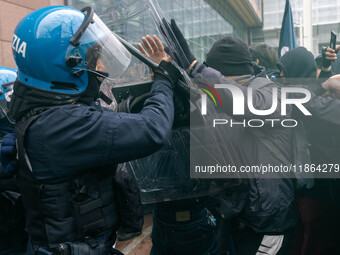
[
  {"xmin": 8, "ymin": 6, "xmax": 181, "ymax": 255},
  {"xmin": 277, "ymin": 47, "xmax": 340, "ymax": 255},
  {"xmin": 201, "ymin": 37, "xmax": 297, "ymax": 255},
  {"xmin": 0, "ymin": 66, "xmax": 27, "ymax": 255},
  {"xmin": 277, "ymin": 47, "xmax": 317, "ymax": 85},
  {"xmin": 274, "ymin": 45, "xmax": 340, "ymax": 124}
]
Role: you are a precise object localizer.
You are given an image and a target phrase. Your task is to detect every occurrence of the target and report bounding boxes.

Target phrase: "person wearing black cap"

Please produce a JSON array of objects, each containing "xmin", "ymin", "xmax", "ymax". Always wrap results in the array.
[
  {"xmin": 139, "ymin": 21, "xmax": 298, "ymax": 255},
  {"xmin": 200, "ymin": 35, "xmax": 297, "ymax": 255},
  {"xmin": 206, "ymin": 38, "xmax": 281, "ymax": 80},
  {"xmin": 205, "ymin": 37, "xmax": 255, "ymax": 77}
]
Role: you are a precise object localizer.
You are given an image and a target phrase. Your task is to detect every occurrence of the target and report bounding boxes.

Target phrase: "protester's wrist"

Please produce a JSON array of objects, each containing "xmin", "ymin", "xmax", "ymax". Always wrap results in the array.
[
  {"xmin": 321, "ymin": 66, "xmax": 332, "ymax": 72},
  {"xmin": 187, "ymin": 59, "xmax": 198, "ymax": 72}
]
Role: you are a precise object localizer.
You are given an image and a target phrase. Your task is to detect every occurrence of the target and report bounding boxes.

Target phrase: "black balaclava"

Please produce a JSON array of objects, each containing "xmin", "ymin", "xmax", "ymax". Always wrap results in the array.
[{"xmin": 276, "ymin": 47, "xmax": 317, "ymax": 85}]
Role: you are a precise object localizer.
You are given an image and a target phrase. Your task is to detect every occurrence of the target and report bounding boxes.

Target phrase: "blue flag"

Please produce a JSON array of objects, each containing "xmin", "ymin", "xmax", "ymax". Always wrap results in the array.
[{"xmin": 279, "ymin": 0, "xmax": 297, "ymax": 57}]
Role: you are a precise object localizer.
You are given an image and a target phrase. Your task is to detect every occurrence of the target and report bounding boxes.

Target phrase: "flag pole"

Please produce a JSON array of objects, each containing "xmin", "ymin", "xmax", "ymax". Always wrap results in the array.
[
  {"xmin": 303, "ymin": 0, "xmax": 313, "ymax": 52},
  {"xmin": 299, "ymin": 17, "xmax": 303, "ymax": 47}
]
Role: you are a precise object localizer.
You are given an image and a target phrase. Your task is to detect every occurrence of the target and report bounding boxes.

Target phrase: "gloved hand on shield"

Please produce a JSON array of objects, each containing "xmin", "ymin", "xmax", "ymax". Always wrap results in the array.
[{"xmin": 169, "ymin": 19, "xmax": 197, "ymax": 72}]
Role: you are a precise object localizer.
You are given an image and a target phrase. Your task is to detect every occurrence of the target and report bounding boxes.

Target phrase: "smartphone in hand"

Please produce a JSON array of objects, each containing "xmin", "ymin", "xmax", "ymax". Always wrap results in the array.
[{"xmin": 330, "ymin": 31, "xmax": 337, "ymax": 50}]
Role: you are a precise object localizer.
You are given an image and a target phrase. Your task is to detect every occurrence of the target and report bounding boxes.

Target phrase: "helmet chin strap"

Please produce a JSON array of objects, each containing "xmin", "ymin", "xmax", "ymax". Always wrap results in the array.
[
  {"xmin": 98, "ymin": 91, "xmax": 113, "ymax": 105},
  {"xmin": 76, "ymin": 71, "xmax": 106, "ymax": 105},
  {"xmin": 82, "ymin": 69, "xmax": 113, "ymax": 105}
]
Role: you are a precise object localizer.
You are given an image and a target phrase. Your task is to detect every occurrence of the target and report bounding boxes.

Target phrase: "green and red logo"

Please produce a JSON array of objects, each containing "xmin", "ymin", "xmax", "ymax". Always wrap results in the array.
[{"xmin": 199, "ymin": 83, "xmax": 222, "ymax": 107}]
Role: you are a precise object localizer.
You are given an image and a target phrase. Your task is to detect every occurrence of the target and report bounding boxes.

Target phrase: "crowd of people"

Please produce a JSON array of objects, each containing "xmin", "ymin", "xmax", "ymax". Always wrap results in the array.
[{"xmin": 0, "ymin": 5, "xmax": 340, "ymax": 255}]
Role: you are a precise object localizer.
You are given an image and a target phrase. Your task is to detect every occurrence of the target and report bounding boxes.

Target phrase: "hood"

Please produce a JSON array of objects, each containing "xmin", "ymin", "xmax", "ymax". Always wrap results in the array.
[{"xmin": 276, "ymin": 47, "xmax": 316, "ymax": 84}]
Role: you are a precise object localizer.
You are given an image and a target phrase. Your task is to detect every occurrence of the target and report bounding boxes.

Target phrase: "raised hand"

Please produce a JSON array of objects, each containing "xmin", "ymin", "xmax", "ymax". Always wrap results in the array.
[
  {"xmin": 322, "ymin": 45, "xmax": 340, "ymax": 71},
  {"xmin": 138, "ymin": 35, "xmax": 171, "ymax": 64}
]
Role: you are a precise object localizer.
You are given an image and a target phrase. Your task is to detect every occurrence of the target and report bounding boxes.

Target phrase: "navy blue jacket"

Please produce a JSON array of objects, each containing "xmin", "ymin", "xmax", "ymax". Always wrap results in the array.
[{"xmin": 25, "ymin": 80, "xmax": 174, "ymax": 182}]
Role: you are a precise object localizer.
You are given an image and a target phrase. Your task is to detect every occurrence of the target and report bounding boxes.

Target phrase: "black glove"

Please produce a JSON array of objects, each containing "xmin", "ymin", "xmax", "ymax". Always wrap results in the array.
[
  {"xmin": 322, "ymin": 47, "xmax": 332, "ymax": 68},
  {"xmin": 164, "ymin": 45, "xmax": 181, "ymax": 67},
  {"xmin": 154, "ymin": 60, "xmax": 182, "ymax": 87},
  {"xmin": 170, "ymin": 19, "xmax": 196, "ymax": 69}
]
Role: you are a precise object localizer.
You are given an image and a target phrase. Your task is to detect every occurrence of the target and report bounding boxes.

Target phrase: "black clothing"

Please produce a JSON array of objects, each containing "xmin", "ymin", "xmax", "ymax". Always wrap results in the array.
[
  {"xmin": 206, "ymin": 37, "xmax": 254, "ymax": 76},
  {"xmin": 277, "ymin": 47, "xmax": 317, "ymax": 81},
  {"xmin": 190, "ymin": 62, "xmax": 297, "ymax": 234},
  {"xmin": 14, "ymin": 79, "xmax": 175, "ymax": 255}
]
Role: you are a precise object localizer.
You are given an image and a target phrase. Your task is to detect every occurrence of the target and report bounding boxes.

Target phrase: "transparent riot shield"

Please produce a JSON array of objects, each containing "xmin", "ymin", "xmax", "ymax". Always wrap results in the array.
[
  {"xmin": 96, "ymin": 0, "xmax": 190, "ymax": 68},
  {"xmin": 125, "ymin": 94, "xmax": 242, "ymax": 204},
  {"xmin": 144, "ymin": 0, "xmax": 191, "ymax": 69},
  {"xmin": 95, "ymin": 0, "xmax": 191, "ymax": 105},
  {"xmin": 82, "ymin": 1, "xmax": 242, "ymax": 204}
]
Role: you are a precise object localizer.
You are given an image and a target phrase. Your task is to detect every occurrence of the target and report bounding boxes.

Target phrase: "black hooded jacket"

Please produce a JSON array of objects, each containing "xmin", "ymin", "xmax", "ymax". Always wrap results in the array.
[
  {"xmin": 276, "ymin": 47, "xmax": 317, "ymax": 82},
  {"xmin": 189, "ymin": 62, "xmax": 297, "ymax": 233},
  {"xmin": 278, "ymin": 47, "xmax": 340, "ymax": 204},
  {"xmin": 276, "ymin": 47, "xmax": 316, "ymax": 85}
]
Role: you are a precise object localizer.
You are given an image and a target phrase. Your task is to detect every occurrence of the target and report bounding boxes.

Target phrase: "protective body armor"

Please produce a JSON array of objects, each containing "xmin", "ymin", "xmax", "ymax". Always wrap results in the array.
[{"xmin": 15, "ymin": 113, "xmax": 119, "ymax": 254}]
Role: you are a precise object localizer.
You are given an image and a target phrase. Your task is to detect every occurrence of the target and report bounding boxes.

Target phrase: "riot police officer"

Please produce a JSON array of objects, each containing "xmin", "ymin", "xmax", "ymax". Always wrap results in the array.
[{"xmin": 9, "ymin": 5, "xmax": 180, "ymax": 255}]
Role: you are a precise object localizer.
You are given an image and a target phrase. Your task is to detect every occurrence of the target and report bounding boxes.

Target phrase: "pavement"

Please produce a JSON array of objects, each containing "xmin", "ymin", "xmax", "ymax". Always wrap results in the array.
[{"xmin": 116, "ymin": 214, "xmax": 153, "ymax": 255}]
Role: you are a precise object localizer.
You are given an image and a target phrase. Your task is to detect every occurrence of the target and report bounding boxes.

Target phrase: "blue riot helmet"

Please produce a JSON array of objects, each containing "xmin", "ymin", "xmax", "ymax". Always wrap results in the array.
[
  {"xmin": 0, "ymin": 67, "xmax": 16, "ymax": 124},
  {"xmin": 12, "ymin": 5, "xmax": 131, "ymax": 96}
]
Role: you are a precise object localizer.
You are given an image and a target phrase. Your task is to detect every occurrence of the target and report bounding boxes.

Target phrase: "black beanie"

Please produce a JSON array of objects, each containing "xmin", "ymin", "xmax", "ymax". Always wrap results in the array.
[{"xmin": 206, "ymin": 36, "xmax": 254, "ymax": 76}]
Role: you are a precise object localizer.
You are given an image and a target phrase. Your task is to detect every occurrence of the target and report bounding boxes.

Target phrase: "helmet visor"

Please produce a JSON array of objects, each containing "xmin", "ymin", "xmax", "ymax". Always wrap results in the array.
[{"xmin": 66, "ymin": 12, "xmax": 131, "ymax": 81}]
